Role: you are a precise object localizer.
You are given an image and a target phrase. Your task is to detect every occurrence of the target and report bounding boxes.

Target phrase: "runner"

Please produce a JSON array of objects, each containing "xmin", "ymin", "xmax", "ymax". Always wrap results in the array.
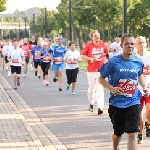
[
  {"xmin": 50, "ymin": 38, "xmax": 67, "ymax": 91},
  {"xmin": 2, "ymin": 40, "xmax": 11, "ymax": 76},
  {"xmin": 98, "ymin": 33, "xmax": 148, "ymax": 150},
  {"xmin": 8, "ymin": 40, "xmax": 24, "ymax": 89},
  {"xmin": 20, "ymin": 38, "xmax": 32, "ymax": 77},
  {"xmin": 38, "ymin": 42, "xmax": 51, "ymax": 86},
  {"xmin": 29, "ymin": 35, "xmax": 37, "ymax": 47},
  {"xmin": 30, "ymin": 40, "xmax": 42, "ymax": 79},
  {"xmin": 136, "ymin": 36, "xmax": 150, "ymax": 144},
  {"xmin": 109, "ymin": 35, "xmax": 122, "ymax": 57},
  {"xmin": 51, "ymin": 37, "xmax": 58, "ymax": 46},
  {"xmin": 81, "ymin": 30, "xmax": 108, "ymax": 115},
  {"xmin": 64, "ymin": 41, "xmax": 82, "ymax": 95}
]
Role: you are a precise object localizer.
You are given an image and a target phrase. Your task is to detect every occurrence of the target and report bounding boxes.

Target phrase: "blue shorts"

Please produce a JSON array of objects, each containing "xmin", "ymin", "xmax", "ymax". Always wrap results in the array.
[{"xmin": 53, "ymin": 63, "xmax": 64, "ymax": 72}]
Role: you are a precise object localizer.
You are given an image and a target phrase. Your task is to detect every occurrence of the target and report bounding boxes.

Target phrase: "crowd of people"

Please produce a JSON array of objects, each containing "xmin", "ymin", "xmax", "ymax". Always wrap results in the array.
[
  {"xmin": 0, "ymin": 31, "xmax": 150, "ymax": 150},
  {"xmin": 0, "ymin": 36, "xmax": 81, "ymax": 94}
]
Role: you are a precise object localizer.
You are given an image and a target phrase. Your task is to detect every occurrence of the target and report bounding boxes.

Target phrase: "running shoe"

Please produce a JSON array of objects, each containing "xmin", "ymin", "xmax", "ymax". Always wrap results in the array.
[
  {"xmin": 23, "ymin": 74, "xmax": 26, "ymax": 77},
  {"xmin": 71, "ymin": 90, "xmax": 75, "ymax": 95},
  {"xmin": 98, "ymin": 108, "xmax": 103, "ymax": 115},
  {"xmin": 59, "ymin": 87, "xmax": 62, "ymax": 91},
  {"xmin": 89, "ymin": 104, "xmax": 93, "ymax": 112},
  {"xmin": 7, "ymin": 71, "xmax": 11, "ymax": 76},
  {"xmin": 53, "ymin": 78, "xmax": 57, "ymax": 82},
  {"xmin": 66, "ymin": 86, "xmax": 69, "ymax": 90},
  {"xmin": 17, "ymin": 79, "xmax": 20, "ymax": 86},
  {"xmin": 145, "ymin": 122, "xmax": 150, "ymax": 137},
  {"xmin": 14, "ymin": 85, "xmax": 17, "ymax": 90},
  {"xmin": 43, "ymin": 80, "xmax": 46, "ymax": 86},
  {"xmin": 46, "ymin": 81, "xmax": 49, "ymax": 85},
  {"xmin": 137, "ymin": 134, "xmax": 143, "ymax": 144},
  {"xmin": 38, "ymin": 76, "xmax": 41, "ymax": 79},
  {"xmin": 35, "ymin": 71, "xmax": 37, "ymax": 76}
]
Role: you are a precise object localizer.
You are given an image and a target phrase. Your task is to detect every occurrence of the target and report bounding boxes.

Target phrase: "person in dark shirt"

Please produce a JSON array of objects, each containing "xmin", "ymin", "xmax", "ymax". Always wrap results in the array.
[{"xmin": 29, "ymin": 35, "xmax": 37, "ymax": 47}]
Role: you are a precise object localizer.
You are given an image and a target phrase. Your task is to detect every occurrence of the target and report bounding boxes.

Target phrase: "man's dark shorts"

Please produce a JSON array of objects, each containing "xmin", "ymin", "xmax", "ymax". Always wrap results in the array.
[
  {"xmin": 25, "ymin": 58, "xmax": 30, "ymax": 64},
  {"xmin": 108, "ymin": 104, "xmax": 141, "ymax": 137},
  {"xmin": 11, "ymin": 66, "xmax": 21, "ymax": 74}
]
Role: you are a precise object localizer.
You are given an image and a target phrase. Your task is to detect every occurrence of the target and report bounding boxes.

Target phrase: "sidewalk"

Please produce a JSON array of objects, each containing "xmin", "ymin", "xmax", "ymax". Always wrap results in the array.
[{"xmin": 0, "ymin": 60, "xmax": 67, "ymax": 149}]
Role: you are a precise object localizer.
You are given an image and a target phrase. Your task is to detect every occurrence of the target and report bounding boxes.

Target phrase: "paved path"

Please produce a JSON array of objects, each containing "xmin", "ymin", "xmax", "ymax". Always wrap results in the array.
[{"xmin": 0, "ymin": 59, "xmax": 149, "ymax": 150}]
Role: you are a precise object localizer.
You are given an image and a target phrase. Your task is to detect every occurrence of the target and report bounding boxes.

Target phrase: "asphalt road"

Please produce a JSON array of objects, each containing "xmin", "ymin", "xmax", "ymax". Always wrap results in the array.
[{"xmin": 0, "ymin": 65, "xmax": 149, "ymax": 150}]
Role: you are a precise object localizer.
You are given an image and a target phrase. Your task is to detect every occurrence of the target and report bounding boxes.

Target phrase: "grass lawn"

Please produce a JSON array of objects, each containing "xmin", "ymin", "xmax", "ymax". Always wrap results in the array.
[{"xmin": 79, "ymin": 60, "xmax": 87, "ymax": 69}]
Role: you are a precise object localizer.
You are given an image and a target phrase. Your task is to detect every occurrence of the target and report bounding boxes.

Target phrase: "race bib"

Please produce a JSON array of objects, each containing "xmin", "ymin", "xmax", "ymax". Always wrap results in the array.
[
  {"xmin": 54, "ymin": 57, "xmax": 63, "ymax": 64},
  {"xmin": 69, "ymin": 60, "xmax": 78, "ymax": 64},
  {"xmin": 12, "ymin": 59, "xmax": 19, "ymax": 63},
  {"xmin": 118, "ymin": 79, "xmax": 136, "ymax": 97},
  {"xmin": 43, "ymin": 56, "xmax": 50, "ymax": 63},
  {"xmin": 143, "ymin": 66, "xmax": 150, "ymax": 75},
  {"xmin": 91, "ymin": 48, "xmax": 104, "ymax": 61},
  {"xmin": 24, "ymin": 50, "xmax": 29, "ymax": 57},
  {"xmin": 35, "ymin": 51, "xmax": 40, "ymax": 59}
]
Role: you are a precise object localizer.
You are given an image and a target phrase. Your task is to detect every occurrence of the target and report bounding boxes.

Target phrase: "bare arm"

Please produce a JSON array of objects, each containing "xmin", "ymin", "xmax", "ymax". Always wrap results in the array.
[
  {"xmin": 81, "ymin": 54, "xmax": 96, "ymax": 63},
  {"xmin": 138, "ymin": 74, "xmax": 149, "ymax": 97},
  {"xmin": 98, "ymin": 75, "xmax": 122, "ymax": 96},
  {"xmin": 138, "ymin": 74, "xmax": 146, "ymax": 89}
]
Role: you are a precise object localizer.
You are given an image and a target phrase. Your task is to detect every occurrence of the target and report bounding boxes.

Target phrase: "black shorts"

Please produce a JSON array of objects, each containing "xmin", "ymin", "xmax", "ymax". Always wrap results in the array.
[
  {"xmin": 108, "ymin": 104, "xmax": 141, "ymax": 137},
  {"xmin": 4, "ymin": 56, "xmax": 9, "ymax": 63},
  {"xmin": 25, "ymin": 58, "xmax": 30, "ymax": 64},
  {"xmin": 66, "ymin": 67, "xmax": 79, "ymax": 84},
  {"xmin": 11, "ymin": 66, "xmax": 21, "ymax": 74},
  {"xmin": 34, "ymin": 61, "xmax": 41, "ymax": 68},
  {"xmin": 41, "ymin": 62, "xmax": 50, "ymax": 75}
]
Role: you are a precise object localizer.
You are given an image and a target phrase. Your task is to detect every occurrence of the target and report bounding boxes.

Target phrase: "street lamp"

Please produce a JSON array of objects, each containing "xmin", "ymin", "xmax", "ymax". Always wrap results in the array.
[
  {"xmin": 122, "ymin": 0, "xmax": 127, "ymax": 34},
  {"xmin": 44, "ymin": 6, "xmax": 48, "ymax": 38},
  {"xmin": 18, "ymin": 21, "xmax": 20, "ymax": 40},
  {"xmin": 24, "ymin": 16, "xmax": 27, "ymax": 37},
  {"xmin": 32, "ymin": 14, "xmax": 35, "ymax": 35},
  {"xmin": 69, "ymin": 0, "xmax": 72, "ymax": 41}
]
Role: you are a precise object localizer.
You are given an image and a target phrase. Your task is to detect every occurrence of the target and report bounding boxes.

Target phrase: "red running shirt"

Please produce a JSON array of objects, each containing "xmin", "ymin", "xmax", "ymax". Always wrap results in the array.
[
  {"xmin": 20, "ymin": 44, "xmax": 32, "ymax": 58},
  {"xmin": 81, "ymin": 40, "xmax": 108, "ymax": 72}
]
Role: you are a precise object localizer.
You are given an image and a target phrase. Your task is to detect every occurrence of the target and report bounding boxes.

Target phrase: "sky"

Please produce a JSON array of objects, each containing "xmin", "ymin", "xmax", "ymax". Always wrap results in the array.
[{"xmin": 1, "ymin": 0, "xmax": 60, "ymax": 13}]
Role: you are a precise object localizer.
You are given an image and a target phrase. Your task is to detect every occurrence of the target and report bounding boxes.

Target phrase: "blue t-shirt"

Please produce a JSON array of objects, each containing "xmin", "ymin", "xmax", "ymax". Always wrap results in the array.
[
  {"xmin": 99, "ymin": 55, "xmax": 144, "ymax": 108},
  {"xmin": 31, "ymin": 46, "xmax": 42, "ymax": 62},
  {"xmin": 50, "ymin": 45, "xmax": 67, "ymax": 64},
  {"xmin": 40, "ymin": 48, "xmax": 51, "ymax": 63}
]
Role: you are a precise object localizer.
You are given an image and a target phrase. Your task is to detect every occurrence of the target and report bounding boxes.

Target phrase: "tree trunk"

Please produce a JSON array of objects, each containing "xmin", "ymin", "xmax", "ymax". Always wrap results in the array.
[{"xmin": 78, "ymin": 26, "xmax": 84, "ymax": 50}]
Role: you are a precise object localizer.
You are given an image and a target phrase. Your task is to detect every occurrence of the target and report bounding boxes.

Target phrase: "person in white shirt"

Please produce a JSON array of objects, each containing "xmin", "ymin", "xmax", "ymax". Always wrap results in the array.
[
  {"xmin": 64, "ymin": 42, "xmax": 82, "ymax": 95},
  {"xmin": 2, "ymin": 40, "xmax": 11, "ymax": 76},
  {"xmin": 8, "ymin": 40, "xmax": 24, "ymax": 89},
  {"xmin": 136, "ymin": 36, "xmax": 150, "ymax": 144},
  {"xmin": 109, "ymin": 35, "xmax": 122, "ymax": 57}
]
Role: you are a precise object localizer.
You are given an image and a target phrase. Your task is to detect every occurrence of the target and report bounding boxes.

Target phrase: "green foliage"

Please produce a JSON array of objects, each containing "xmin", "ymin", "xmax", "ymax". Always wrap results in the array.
[{"xmin": 0, "ymin": 0, "xmax": 7, "ymax": 12}]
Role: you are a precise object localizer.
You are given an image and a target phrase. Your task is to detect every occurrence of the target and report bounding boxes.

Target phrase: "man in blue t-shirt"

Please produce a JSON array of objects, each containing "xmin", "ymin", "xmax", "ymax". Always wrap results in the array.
[
  {"xmin": 50, "ymin": 38, "xmax": 67, "ymax": 91},
  {"xmin": 30, "ymin": 40, "xmax": 42, "ymax": 78},
  {"xmin": 98, "ymin": 33, "xmax": 149, "ymax": 150}
]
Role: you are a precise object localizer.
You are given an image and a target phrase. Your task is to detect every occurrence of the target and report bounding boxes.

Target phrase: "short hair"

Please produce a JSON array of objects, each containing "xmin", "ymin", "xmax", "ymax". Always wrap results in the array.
[
  {"xmin": 89, "ymin": 30, "xmax": 99, "ymax": 38},
  {"xmin": 13, "ymin": 39, "xmax": 17, "ymax": 43},
  {"xmin": 121, "ymin": 33, "xmax": 134, "ymax": 45},
  {"xmin": 135, "ymin": 36, "xmax": 146, "ymax": 43},
  {"xmin": 69, "ymin": 41, "xmax": 76, "ymax": 47}
]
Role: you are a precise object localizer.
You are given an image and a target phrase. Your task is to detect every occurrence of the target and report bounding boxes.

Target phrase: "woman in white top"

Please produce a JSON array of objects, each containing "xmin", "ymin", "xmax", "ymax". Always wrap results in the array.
[{"xmin": 64, "ymin": 42, "xmax": 82, "ymax": 95}]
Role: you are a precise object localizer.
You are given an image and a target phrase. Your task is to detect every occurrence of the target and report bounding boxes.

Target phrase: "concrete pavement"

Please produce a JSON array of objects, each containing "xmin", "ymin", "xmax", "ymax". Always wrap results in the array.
[{"xmin": 0, "ymin": 59, "xmax": 150, "ymax": 150}]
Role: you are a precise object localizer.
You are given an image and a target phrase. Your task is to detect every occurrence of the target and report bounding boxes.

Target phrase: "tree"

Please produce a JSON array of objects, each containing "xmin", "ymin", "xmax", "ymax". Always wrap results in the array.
[{"xmin": 0, "ymin": 0, "xmax": 7, "ymax": 12}]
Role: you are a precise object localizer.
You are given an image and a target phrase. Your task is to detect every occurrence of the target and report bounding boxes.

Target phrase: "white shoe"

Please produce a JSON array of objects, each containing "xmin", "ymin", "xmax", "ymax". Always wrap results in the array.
[
  {"xmin": 7, "ymin": 71, "xmax": 11, "ymax": 76},
  {"xmin": 23, "ymin": 74, "xmax": 26, "ymax": 77}
]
